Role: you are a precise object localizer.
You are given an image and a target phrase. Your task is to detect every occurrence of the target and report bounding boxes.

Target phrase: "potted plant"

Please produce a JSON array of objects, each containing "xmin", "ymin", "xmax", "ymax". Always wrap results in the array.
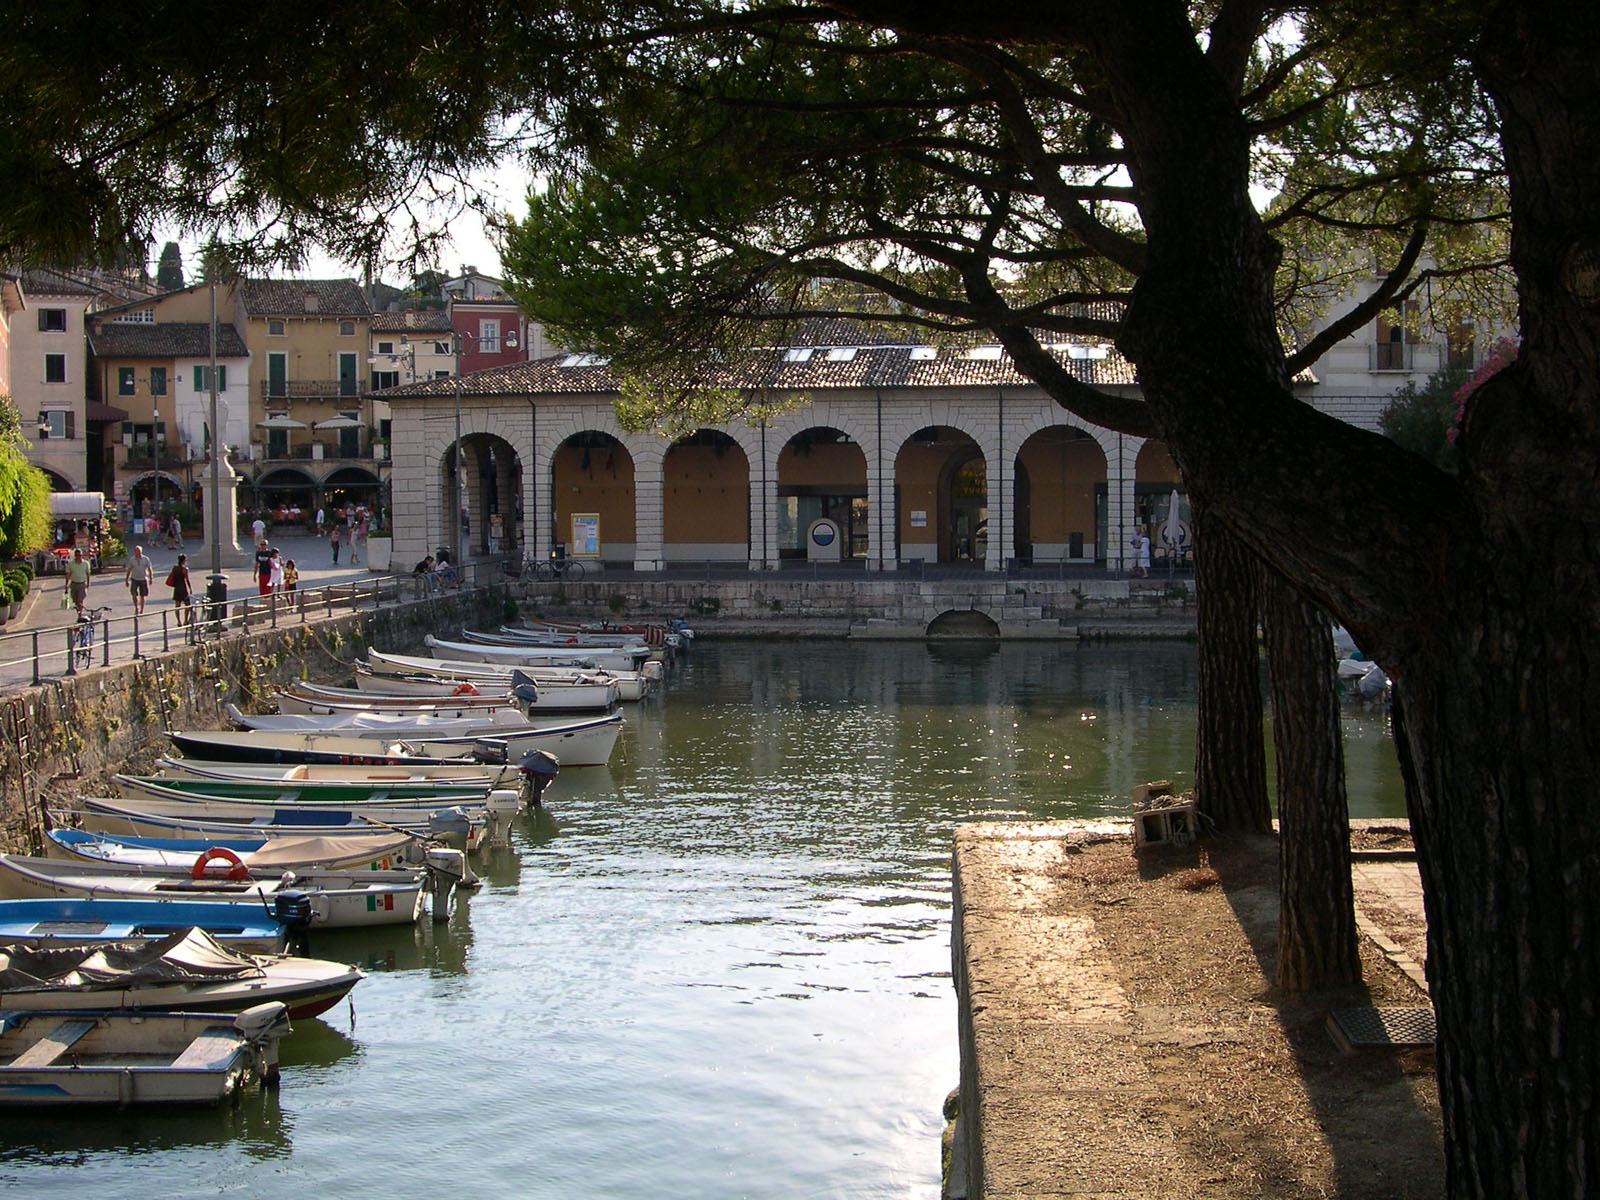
[{"xmin": 365, "ymin": 529, "xmax": 392, "ymax": 573}]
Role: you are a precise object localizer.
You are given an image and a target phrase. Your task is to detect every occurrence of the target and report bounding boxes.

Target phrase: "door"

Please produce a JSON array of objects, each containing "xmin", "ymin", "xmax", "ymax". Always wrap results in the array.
[
  {"xmin": 268, "ymin": 353, "xmax": 287, "ymax": 398},
  {"xmin": 338, "ymin": 352, "xmax": 358, "ymax": 397}
]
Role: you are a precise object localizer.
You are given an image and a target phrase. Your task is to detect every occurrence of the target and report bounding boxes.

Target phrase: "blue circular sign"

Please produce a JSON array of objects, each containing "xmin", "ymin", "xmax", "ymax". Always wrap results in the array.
[{"xmin": 811, "ymin": 523, "xmax": 836, "ymax": 546}]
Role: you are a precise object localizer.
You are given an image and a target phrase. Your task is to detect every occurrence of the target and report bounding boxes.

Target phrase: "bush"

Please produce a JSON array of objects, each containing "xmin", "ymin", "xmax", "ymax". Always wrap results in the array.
[
  {"xmin": 100, "ymin": 532, "xmax": 127, "ymax": 559},
  {"xmin": 607, "ymin": 592, "xmax": 627, "ymax": 613}
]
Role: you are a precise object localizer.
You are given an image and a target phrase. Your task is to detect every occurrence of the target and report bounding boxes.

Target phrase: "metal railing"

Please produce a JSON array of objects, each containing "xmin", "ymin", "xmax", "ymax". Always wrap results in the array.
[{"xmin": 0, "ymin": 559, "xmax": 501, "ymax": 689}]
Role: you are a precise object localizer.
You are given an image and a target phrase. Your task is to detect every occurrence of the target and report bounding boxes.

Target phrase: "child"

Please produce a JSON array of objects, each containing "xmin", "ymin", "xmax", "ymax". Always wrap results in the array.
[{"xmin": 283, "ymin": 558, "xmax": 299, "ymax": 592}]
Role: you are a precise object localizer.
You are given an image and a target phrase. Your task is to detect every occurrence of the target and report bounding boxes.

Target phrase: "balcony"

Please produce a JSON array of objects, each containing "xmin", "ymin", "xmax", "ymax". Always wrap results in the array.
[
  {"xmin": 118, "ymin": 441, "xmax": 196, "ymax": 471},
  {"xmin": 1370, "ymin": 342, "xmax": 1416, "ymax": 372},
  {"xmin": 247, "ymin": 440, "xmax": 386, "ymax": 465},
  {"xmin": 258, "ymin": 379, "xmax": 369, "ymax": 401}
]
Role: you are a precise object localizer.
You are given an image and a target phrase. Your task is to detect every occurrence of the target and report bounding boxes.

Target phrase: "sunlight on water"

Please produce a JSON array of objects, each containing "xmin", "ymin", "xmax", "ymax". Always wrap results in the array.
[{"xmin": 2, "ymin": 641, "xmax": 1401, "ymax": 1199}]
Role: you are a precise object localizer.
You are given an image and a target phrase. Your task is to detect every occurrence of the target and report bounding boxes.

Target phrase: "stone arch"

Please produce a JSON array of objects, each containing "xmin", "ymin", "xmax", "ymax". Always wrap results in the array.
[
  {"xmin": 1013, "ymin": 424, "xmax": 1110, "ymax": 564},
  {"xmin": 895, "ymin": 425, "xmax": 986, "ymax": 563},
  {"xmin": 776, "ymin": 425, "xmax": 869, "ymax": 559},
  {"xmin": 662, "ymin": 429, "xmax": 750, "ymax": 563},
  {"xmin": 550, "ymin": 429, "xmax": 636, "ymax": 562},
  {"xmin": 926, "ymin": 609, "xmax": 1001, "ymax": 638}
]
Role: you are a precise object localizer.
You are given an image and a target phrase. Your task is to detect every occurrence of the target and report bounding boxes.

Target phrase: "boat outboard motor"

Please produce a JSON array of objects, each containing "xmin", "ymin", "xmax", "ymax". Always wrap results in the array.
[
  {"xmin": 485, "ymin": 788, "xmax": 521, "ymax": 848},
  {"xmin": 423, "ymin": 846, "xmax": 471, "ymax": 920},
  {"xmin": 517, "ymin": 749, "xmax": 560, "ymax": 808},
  {"xmin": 510, "ymin": 682, "xmax": 540, "ymax": 714},
  {"xmin": 471, "ymin": 737, "xmax": 510, "ymax": 764},
  {"xmin": 273, "ymin": 889, "xmax": 316, "ymax": 952}
]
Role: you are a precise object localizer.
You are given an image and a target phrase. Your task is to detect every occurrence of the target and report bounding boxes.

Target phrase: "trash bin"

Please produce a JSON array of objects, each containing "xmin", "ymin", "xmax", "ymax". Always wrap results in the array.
[{"xmin": 205, "ymin": 573, "xmax": 228, "ymax": 627}]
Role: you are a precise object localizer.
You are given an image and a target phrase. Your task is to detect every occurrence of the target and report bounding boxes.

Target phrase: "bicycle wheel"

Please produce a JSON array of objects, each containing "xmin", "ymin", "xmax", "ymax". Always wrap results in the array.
[{"xmin": 562, "ymin": 560, "xmax": 587, "ymax": 582}]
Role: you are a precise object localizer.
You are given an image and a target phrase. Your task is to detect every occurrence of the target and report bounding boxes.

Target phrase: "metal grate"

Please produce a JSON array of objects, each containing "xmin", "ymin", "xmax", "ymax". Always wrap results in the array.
[{"xmin": 1327, "ymin": 1006, "xmax": 1436, "ymax": 1051}]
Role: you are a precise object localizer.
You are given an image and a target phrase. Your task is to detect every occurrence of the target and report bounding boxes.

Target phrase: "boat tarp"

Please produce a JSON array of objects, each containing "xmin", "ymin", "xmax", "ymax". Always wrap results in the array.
[{"xmin": 0, "ymin": 928, "xmax": 265, "ymax": 992}]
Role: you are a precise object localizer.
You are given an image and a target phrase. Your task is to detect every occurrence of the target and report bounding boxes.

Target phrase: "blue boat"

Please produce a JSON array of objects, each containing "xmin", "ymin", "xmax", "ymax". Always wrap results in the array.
[{"xmin": 0, "ymin": 897, "xmax": 293, "ymax": 954}]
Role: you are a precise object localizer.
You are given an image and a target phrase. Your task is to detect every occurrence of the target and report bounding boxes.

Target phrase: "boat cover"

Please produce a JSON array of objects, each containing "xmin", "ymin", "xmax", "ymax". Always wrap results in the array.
[{"xmin": 0, "ymin": 928, "xmax": 265, "ymax": 992}]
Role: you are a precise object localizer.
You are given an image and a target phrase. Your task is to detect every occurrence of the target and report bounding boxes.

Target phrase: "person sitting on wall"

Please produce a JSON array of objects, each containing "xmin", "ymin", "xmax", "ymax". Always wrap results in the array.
[
  {"xmin": 412, "ymin": 555, "xmax": 437, "ymax": 596},
  {"xmin": 434, "ymin": 549, "xmax": 458, "ymax": 588}
]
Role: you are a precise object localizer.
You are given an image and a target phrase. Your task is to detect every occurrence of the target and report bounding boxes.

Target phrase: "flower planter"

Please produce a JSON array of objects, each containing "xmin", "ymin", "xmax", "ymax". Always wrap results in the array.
[{"xmin": 365, "ymin": 537, "xmax": 392, "ymax": 573}]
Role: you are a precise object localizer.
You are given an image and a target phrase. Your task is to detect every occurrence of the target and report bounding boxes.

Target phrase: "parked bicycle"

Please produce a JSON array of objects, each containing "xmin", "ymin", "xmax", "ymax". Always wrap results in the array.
[
  {"xmin": 70, "ymin": 605, "xmax": 112, "ymax": 671},
  {"xmin": 526, "ymin": 554, "xmax": 587, "ymax": 583}
]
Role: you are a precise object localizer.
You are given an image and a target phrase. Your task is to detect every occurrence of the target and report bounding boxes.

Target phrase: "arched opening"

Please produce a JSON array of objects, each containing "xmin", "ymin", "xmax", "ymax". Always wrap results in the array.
[
  {"xmin": 253, "ymin": 467, "xmax": 318, "ymax": 529},
  {"xmin": 458, "ymin": 434, "xmax": 521, "ymax": 559},
  {"xmin": 1015, "ymin": 426, "xmax": 1108, "ymax": 564},
  {"xmin": 663, "ymin": 430, "xmax": 749, "ymax": 563},
  {"xmin": 777, "ymin": 427, "xmax": 867, "ymax": 559},
  {"xmin": 125, "ymin": 470, "xmax": 185, "ymax": 528},
  {"xmin": 926, "ymin": 608, "xmax": 1001, "ymax": 639},
  {"xmin": 551, "ymin": 432, "xmax": 635, "ymax": 564},
  {"xmin": 895, "ymin": 426, "xmax": 982, "ymax": 564},
  {"xmin": 322, "ymin": 467, "xmax": 384, "ymax": 530}
]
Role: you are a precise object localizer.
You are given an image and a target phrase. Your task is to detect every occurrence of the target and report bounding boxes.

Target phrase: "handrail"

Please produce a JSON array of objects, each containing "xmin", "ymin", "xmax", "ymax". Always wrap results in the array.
[{"xmin": 0, "ymin": 558, "xmax": 498, "ymax": 687}]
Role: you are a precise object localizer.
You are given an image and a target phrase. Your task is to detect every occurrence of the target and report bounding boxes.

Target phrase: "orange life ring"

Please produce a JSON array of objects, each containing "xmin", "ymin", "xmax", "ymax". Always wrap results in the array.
[
  {"xmin": 451, "ymin": 681, "xmax": 479, "ymax": 696},
  {"xmin": 193, "ymin": 846, "xmax": 251, "ymax": 881}
]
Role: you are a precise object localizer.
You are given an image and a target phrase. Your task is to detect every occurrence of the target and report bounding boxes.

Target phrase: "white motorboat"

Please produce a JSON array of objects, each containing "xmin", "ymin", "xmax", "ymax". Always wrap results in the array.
[
  {"xmin": 54, "ymin": 795, "xmax": 488, "ymax": 850},
  {"xmin": 0, "ymin": 927, "xmax": 363, "ymax": 1019},
  {"xmin": 223, "ymin": 704, "xmax": 625, "ymax": 767},
  {"xmin": 169, "ymin": 728, "xmax": 488, "ymax": 767},
  {"xmin": 46, "ymin": 828, "xmax": 428, "ymax": 874},
  {"xmin": 0, "ymin": 1002, "xmax": 293, "ymax": 1107},
  {"xmin": 424, "ymin": 633, "xmax": 650, "ymax": 673},
  {"xmin": 0, "ymin": 854, "xmax": 430, "ymax": 930},
  {"xmin": 154, "ymin": 756, "xmax": 511, "ymax": 788},
  {"xmin": 359, "ymin": 654, "xmax": 658, "ymax": 700},
  {"xmin": 277, "ymin": 674, "xmax": 619, "ymax": 714}
]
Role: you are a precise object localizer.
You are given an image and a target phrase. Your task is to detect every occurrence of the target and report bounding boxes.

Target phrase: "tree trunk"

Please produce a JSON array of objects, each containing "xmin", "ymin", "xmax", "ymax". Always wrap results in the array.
[
  {"xmin": 1260, "ymin": 568, "xmax": 1360, "ymax": 993},
  {"xmin": 1190, "ymin": 495, "xmax": 1271, "ymax": 833}
]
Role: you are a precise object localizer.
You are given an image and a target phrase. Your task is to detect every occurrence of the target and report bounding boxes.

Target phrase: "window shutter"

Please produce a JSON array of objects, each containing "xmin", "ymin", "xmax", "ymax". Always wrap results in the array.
[
  {"xmin": 66, "ymin": 412, "xmax": 75, "ymax": 439},
  {"xmin": 217, "ymin": 365, "xmax": 227, "ymax": 390},
  {"xmin": 120, "ymin": 421, "xmax": 132, "ymax": 436},
  {"xmin": 194, "ymin": 366, "xmax": 204, "ymax": 391},
  {"xmin": 37, "ymin": 310, "xmax": 48, "ymax": 331}
]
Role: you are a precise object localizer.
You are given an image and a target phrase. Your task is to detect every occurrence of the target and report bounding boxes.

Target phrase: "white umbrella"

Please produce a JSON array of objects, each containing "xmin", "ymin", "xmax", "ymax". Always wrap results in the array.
[
  {"xmin": 255, "ymin": 415, "xmax": 306, "ymax": 429},
  {"xmin": 313, "ymin": 415, "xmax": 363, "ymax": 430}
]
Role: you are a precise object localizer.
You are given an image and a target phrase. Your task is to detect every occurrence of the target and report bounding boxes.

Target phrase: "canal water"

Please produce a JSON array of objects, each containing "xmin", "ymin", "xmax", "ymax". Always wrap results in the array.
[{"xmin": 0, "ymin": 641, "xmax": 1403, "ymax": 1199}]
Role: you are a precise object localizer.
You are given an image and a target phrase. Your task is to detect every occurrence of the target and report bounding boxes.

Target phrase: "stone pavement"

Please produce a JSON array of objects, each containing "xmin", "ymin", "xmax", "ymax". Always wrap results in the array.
[{"xmin": 948, "ymin": 820, "xmax": 1431, "ymax": 1199}]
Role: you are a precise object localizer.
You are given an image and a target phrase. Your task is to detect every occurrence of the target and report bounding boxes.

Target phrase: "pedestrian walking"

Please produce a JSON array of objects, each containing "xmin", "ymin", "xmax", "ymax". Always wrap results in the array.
[
  {"xmin": 255, "ymin": 539, "xmax": 274, "ymax": 596},
  {"xmin": 251, "ymin": 514, "xmax": 266, "ymax": 545},
  {"xmin": 63, "ymin": 548, "xmax": 91, "ymax": 615},
  {"xmin": 269, "ymin": 548, "xmax": 285, "ymax": 594},
  {"xmin": 330, "ymin": 524, "xmax": 342, "ymax": 564},
  {"xmin": 283, "ymin": 559, "xmax": 299, "ymax": 593},
  {"xmin": 124, "ymin": 544, "xmax": 154, "ymax": 615},
  {"xmin": 166, "ymin": 553, "xmax": 193, "ymax": 628}
]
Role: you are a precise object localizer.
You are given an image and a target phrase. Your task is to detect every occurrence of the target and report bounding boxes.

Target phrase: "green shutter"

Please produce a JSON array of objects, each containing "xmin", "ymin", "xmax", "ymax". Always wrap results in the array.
[
  {"xmin": 193, "ymin": 366, "xmax": 204, "ymax": 390},
  {"xmin": 217, "ymin": 365, "xmax": 227, "ymax": 390}
]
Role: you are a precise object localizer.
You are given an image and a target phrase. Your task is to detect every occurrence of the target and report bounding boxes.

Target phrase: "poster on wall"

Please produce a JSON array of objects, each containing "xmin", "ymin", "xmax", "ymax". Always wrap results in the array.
[
  {"xmin": 910, "ymin": 510, "xmax": 928, "ymax": 528},
  {"xmin": 571, "ymin": 513, "xmax": 600, "ymax": 556}
]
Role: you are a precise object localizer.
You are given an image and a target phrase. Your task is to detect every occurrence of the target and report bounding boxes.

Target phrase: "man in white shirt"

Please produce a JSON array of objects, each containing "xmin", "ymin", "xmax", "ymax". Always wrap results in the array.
[
  {"xmin": 124, "ymin": 544, "xmax": 154, "ymax": 615},
  {"xmin": 251, "ymin": 515, "xmax": 266, "ymax": 545}
]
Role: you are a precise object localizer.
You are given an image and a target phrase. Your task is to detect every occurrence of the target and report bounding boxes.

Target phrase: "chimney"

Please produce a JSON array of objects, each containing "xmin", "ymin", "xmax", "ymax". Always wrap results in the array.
[{"xmin": 304, "ymin": 291, "xmax": 319, "ymax": 313}]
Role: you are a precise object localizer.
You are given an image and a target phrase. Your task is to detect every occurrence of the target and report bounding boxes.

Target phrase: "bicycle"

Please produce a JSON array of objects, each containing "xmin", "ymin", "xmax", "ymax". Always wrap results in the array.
[
  {"xmin": 70, "ymin": 605, "xmax": 112, "ymax": 671},
  {"xmin": 528, "ymin": 556, "xmax": 586, "ymax": 583}
]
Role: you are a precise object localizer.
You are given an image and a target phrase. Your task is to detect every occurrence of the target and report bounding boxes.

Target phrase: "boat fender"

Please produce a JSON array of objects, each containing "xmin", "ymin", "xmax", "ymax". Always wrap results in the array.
[
  {"xmin": 451, "ymin": 681, "xmax": 479, "ymax": 696},
  {"xmin": 193, "ymin": 846, "xmax": 251, "ymax": 881}
]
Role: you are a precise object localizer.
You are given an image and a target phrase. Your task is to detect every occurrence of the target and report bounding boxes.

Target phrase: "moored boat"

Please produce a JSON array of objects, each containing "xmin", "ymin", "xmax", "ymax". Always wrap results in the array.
[
  {"xmin": 46, "ymin": 827, "xmax": 427, "ymax": 874},
  {"xmin": 0, "ymin": 1002, "xmax": 293, "ymax": 1107},
  {"xmin": 0, "ymin": 895, "xmax": 293, "ymax": 954},
  {"xmin": 0, "ymin": 927, "xmax": 363, "ymax": 1019},
  {"xmin": 423, "ymin": 633, "xmax": 650, "ymax": 673},
  {"xmin": 154, "ymin": 756, "xmax": 510, "ymax": 788},
  {"xmin": 0, "ymin": 855, "xmax": 430, "ymax": 931},
  {"xmin": 114, "ymin": 772, "xmax": 494, "ymax": 807},
  {"xmin": 221, "ymin": 705, "xmax": 625, "ymax": 768}
]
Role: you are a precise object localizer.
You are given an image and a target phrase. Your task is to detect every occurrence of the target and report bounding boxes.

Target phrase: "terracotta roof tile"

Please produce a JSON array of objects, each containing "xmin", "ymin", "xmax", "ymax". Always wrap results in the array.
[
  {"xmin": 371, "ymin": 309, "xmax": 454, "ymax": 333},
  {"xmin": 239, "ymin": 278, "xmax": 369, "ymax": 317},
  {"xmin": 88, "ymin": 321, "xmax": 249, "ymax": 358}
]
